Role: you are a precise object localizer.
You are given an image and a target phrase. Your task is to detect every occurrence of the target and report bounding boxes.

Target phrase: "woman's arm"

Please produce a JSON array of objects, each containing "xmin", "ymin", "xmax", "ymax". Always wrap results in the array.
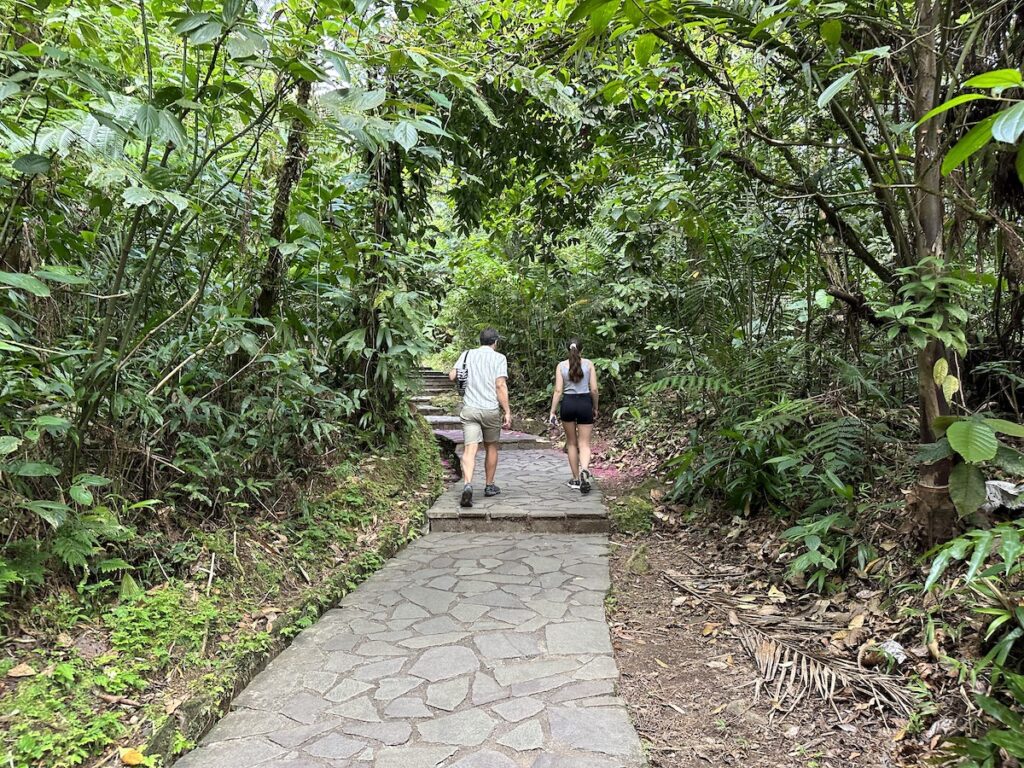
[
  {"xmin": 548, "ymin": 364, "xmax": 564, "ymax": 422},
  {"xmin": 588, "ymin": 361, "xmax": 599, "ymax": 418}
]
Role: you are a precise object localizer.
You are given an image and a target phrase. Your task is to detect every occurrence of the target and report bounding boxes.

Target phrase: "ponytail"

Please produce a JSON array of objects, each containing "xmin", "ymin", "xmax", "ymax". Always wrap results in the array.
[{"xmin": 567, "ymin": 339, "xmax": 584, "ymax": 383}]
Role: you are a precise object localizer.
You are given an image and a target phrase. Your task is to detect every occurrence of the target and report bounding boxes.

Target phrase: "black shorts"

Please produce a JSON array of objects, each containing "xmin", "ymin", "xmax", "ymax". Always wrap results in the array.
[{"xmin": 560, "ymin": 393, "xmax": 594, "ymax": 425}]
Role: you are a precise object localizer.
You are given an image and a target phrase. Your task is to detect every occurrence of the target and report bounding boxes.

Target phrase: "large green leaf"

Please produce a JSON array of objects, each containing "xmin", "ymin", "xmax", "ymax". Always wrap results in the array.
[
  {"xmin": 942, "ymin": 114, "xmax": 996, "ymax": 175},
  {"xmin": 946, "ymin": 420, "xmax": 998, "ymax": 462},
  {"xmin": 819, "ymin": 19, "xmax": 842, "ymax": 46},
  {"xmin": 123, "ymin": 186, "xmax": 162, "ymax": 207},
  {"xmin": 817, "ymin": 71, "xmax": 854, "ymax": 109},
  {"xmin": 159, "ymin": 110, "xmax": 189, "ymax": 148},
  {"xmin": 993, "ymin": 102, "xmax": 1024, "ymax": 144},
  {"xmin": 992, "ymin": 444, "xmax": 1024, "ymax": 475},
  {"xmin": 567, "ymin": 0, "xmax": 617, "ymax": 24},
  {"xmin": 999, "ymin": 525, "xmax": 1021, "ymax": 576},
  {"xmin": 189, "ymin": 21, "xmax": 223, "ymax": 45},
  {"xmin": 22, "ymin": 500, "xmax": 69, "ymax": 528},
  {"xmin": 134, "ymin": 104, "xmax": 160, "ymax": 138},
  {"xmin": 226, "ymin": 28, "xmax": 266, "ymax": 59},
  {"xmin": 70, "ymin": 484, "xmax": 94, "ymax": 506},
  {"xmin": 393, "ymin": 121, "xmax": 419, "ymax": 151},
  {"xmin": 0, "ymin": 271, "xmax": 50, "ymax": 297},
  {"xmin": 916, "ymin": 93, "xmax": 988, "ymax": 126},
  {"xmin": 988, "ymin": 729, "xmax": 1024, "ymax": 758},
  {"xmin": 925, "ymin": 546, "xmax": 957, "ymax": 591},
  {"xmin": 916, "ymin": 438, "xmax": 953, "ymax": 464},
  {"xmin": 173, "ymin": 13, "xmax": 211, "ymax": 35},
  {"xmin": 964, "ymin": 69, "xmax": 1024, "ymax": 89},
  {"xmin": 13, "ymin": 153, "xmax": 51, "ymax": 175},
  {"xmin": 984, "ymin": 418, "xmax": 1024, "ymax": 438},
  {"xmin": 15, "ymin": 461, "xmax": 60, "ymax": 477},
  {"xmin": 0, "ymin": 81, "xmax": 21, "ymax": 102},
  {"xmin": 965, "ymin": 530, "xmax": 993, "ymax": 582},
  {"xmin": 634, "ymin": 33, "xmax": 659, "ymax": 66},
  {"xmin": 975, "ymin": 695, "xmax": 1023, "ymax": 729},
  {"xmin": 949, "ymin": 462, "xmax": 987, "ymax": 517}
]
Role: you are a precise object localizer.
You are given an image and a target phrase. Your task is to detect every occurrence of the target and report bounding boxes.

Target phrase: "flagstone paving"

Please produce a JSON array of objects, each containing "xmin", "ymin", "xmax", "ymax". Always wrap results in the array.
[
  {"xmin": 174, "ymin": 531, "xmax": 645, "ymax": 767},
  {"xmin": 428, "ymin": 451, "xmax": 607, "ymax": 533}
]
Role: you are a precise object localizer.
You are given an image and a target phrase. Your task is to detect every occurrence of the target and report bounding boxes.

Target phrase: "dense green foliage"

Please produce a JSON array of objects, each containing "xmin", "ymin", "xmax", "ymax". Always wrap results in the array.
[
  {"xmin": 430, "ymin": 0, "xmax": 1024, "ymax": 760},
  {"xmin": 5, "ymin": 0, "xmax": 1024, "ymax": 763},
  {"xmin": 0, "ymin": 0, "xmax": 472, "ymax": 611}
]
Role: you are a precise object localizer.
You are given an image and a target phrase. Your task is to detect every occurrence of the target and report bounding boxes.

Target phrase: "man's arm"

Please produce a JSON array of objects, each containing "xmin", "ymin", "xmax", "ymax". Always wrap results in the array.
[
  {"xmin": 496, "ymin": 377, "xmax": 512, "ymax": 428},
  {"xmin": 448, "ymin": 351, "xmax": 462, "ymax": 381}
]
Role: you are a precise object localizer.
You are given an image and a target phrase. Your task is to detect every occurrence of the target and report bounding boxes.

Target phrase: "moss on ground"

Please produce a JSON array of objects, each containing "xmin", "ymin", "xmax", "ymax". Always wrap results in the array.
[
  {"xmin": 610, "ymin": 493, "xmax": 656, "ymax": 534},
  {"xmin": 0, "ymin": 417, "xmax": 444, "ymax": 768}
]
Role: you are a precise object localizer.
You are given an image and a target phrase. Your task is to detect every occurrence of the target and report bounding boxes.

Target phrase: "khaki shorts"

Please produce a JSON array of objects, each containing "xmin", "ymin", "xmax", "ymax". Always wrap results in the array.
[{"xmin": 461, "ymin": 407, "xmax": 502, "ymax": 444}]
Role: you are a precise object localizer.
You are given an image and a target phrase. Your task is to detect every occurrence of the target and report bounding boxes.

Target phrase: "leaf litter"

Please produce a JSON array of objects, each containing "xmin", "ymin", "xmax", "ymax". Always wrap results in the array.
[{"xmin": 607, "ymin": 508, "xmax": 931, "ymax": 767}]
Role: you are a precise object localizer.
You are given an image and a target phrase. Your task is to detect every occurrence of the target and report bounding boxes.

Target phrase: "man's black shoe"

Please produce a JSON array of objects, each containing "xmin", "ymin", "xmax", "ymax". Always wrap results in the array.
[
  {"xmin": 579, "ymin": 469, "xmax": 592, "ymax": 494},
  {"xmin": 460, "ymin": 484, "xmax": 473, "ymax": 507},
  {"xmin": 484, "ymin": 484, "xmax": 501, "ymax": 497}
]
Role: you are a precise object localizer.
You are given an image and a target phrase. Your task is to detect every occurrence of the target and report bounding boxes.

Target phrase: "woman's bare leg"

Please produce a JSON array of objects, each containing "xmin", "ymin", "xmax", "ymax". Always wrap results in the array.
[
  {"xmin": 577, "ymin": 423, "xmax": 593, "ymax": 473},
  {"xmin": 563, "ymin": 421, "xmax": 580, "ymax": 478}
]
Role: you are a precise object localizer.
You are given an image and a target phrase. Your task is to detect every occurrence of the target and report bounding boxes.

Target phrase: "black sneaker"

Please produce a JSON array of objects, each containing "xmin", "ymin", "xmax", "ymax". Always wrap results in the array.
[
  {"xmin": 567, "ymin": 479, "xmax": 581, "ymax": 490},
  {"xmin": 579, "ymin": 469, "xmax": 592, "ymax": 494},
  {"xmin": 460, "ymin": 484, "xmax": 473, "ymax": 507},
  {"xmin": 484, "ymin": 484, "xmax": 501, "ymax": 497}
]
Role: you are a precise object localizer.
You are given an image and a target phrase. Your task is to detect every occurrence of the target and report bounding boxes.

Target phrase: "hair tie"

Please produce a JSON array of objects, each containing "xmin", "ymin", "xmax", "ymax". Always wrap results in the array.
[{"xmin": 569, "ymin": 343, "xmax": 577, "ymax": 350}]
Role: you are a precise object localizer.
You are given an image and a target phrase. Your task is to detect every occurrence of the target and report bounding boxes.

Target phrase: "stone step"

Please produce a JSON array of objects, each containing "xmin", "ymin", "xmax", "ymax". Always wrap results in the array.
[
  {"xmin": 415, "ymin": 404, "xmax": 443, "ymax": 416},
  {"xmin": 432, "ymin": 429, "xmax": 553, "ymax": 452},
  {"xmin": 424, "ymin": 415, "xmax": 461, "ymax": 429},
  {"xmin": 427, "ymin": 449, "xmax": 609, "ymax": 534}
]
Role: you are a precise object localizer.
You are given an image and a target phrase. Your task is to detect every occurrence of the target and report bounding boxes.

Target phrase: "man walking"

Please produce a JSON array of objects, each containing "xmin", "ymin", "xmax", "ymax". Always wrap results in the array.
[{"xmin": 449, "ymin": 328, "xmax": 513, "ymax": 507}]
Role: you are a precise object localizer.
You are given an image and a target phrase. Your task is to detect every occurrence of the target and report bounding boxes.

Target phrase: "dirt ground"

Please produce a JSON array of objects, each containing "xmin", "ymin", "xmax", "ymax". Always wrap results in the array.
[{"xmin": 608, "ymin": 530, "xmax": 908, "ymax": 768}]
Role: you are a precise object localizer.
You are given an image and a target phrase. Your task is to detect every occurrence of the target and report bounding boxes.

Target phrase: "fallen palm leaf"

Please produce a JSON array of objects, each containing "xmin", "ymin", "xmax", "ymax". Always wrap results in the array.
[
  {"xmin": 734, "ymin": 622, "xmax": 912, "ymax": 715},
  {"xmin": 664, "ymin": 570, "xmax": 912, "ymax": 716}
]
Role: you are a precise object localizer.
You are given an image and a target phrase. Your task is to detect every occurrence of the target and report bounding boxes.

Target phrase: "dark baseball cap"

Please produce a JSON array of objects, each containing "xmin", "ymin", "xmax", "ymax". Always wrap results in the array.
[{"xmin": 479, "ymin": 328, "xmax": 501, "ymax": 345}]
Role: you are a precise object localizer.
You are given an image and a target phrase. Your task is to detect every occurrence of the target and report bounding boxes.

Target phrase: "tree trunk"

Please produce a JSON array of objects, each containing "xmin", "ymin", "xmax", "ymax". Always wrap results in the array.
[
  {"xmin": 252, "ymin": 78, "xmax": 312, "ymax": 319},
  {"xmin": 910, "ymin": 0, "xmax": 956, "ymax": 543}
]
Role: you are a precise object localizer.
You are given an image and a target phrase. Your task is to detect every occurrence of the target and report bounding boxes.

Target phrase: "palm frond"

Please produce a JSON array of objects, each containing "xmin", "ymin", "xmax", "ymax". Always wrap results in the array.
[{"xmin": 664, "ymin": 570, "xmax": 913, "ymax": 717}]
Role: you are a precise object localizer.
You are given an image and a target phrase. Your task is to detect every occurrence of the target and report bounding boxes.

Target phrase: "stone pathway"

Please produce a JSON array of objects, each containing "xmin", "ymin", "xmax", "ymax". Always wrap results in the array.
[
  {"xmin": 173, "ymin": 373, "xmax": 644, "ymax": 767},
  {"xmin": 429, "ymin": 451, "xmax": 607, "ymax": 533},
  {"xmin": 175, "ymin": 535, "xmax": 644, "ymax": 767}
]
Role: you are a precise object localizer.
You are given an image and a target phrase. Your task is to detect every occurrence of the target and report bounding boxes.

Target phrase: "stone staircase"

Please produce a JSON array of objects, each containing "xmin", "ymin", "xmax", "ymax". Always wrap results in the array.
[
  {"xmin": 411, "ymin": 367, "xmax": 607, "ymax": 534},
  {"xmin": 411, "ymin": 368, "xmax": 552, "ymax": 454}
]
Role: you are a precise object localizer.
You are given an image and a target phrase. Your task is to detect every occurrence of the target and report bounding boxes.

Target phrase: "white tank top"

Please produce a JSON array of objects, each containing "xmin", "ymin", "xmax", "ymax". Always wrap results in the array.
[{"xmin": 561, "ymin": 361, "xmax": 590, "ymax": 394}]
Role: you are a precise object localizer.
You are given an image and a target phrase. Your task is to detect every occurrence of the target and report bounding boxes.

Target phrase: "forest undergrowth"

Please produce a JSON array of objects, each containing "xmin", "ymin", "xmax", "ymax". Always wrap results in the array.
[
  {"xmin": 0, "ymin": 419, "xmax": 443, "ymax": 768},
  {"xmin": 573, "ymin": 387, "xmax": 1022, "ymax": 766}
]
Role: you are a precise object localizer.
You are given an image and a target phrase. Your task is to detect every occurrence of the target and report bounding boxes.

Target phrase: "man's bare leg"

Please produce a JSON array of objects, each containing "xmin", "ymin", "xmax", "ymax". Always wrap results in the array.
[
  {"xmin": 484, "ymin": 441, "xmax": 499, "ymax": 485},
  {"xmin": 462, "ymin": 441, "xmax": 480, "ymax": 485}
]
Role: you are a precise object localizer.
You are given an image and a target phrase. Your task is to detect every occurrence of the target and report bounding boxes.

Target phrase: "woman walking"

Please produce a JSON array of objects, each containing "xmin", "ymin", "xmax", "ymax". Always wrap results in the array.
[{"xmin": 548, "ymin": 339, "xmax": 599, "ymax": 493}]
